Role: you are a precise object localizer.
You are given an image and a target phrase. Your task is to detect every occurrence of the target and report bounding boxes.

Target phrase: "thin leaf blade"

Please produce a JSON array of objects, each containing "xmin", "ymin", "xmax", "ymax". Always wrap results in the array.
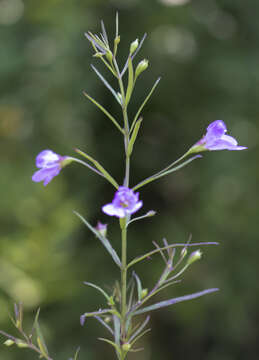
[
  {"xmin": 74, "ymin": 211, "xmax": 121, "ymax": 268},
  {"xmin": 133, "ymin": 288, "xmax": 219, "ymax": 315}
]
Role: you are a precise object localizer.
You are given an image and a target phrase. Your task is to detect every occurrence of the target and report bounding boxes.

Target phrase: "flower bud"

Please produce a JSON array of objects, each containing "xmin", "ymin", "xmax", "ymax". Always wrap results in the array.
[
  {"xmin": 95, "ymin": 221, "xmax": 107, "ymax": 237},
  {"xmin": 135, "ymin": 59, "xmax": 149, "ymax": 79},
  {"xmin": 187, "ymin": 250, "xmax": 202, "ymax": 266},
  {"xmin": 4, "ymin": 339, "xmax": 15, "ymax": 347},
  {"xmin": 140, "ymin": 288, "xmax": 148, "ymax": 299},
  {"xmin": 181, "ymin": 248, "xmax": 187, "ymax": 258},
  {"xmin": 130, "ymin": 39, "xmax": 139, "ymax": 54},
  {"xmin": 114, "ymin": 35, "xmax": 120, "ymax": 46},
  {"xmin": 16, "ymin": 340, "xmax": 28, "ymax": 348},
  {"xmin": 122, "ymin": 343, "xmax": 131, "ymax": 351},
  {"xmin": 105, "ymin": 50, "xmax": 113, "ymax": 63},
  {"xmin": 146, "ymin": 210, "xmax": 156, "ymax": 217}
]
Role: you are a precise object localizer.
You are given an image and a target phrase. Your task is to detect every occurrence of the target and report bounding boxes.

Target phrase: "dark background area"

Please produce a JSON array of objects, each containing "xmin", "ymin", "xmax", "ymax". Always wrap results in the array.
[{"xmin": 0, "ymin": 0, "xmax": 257, "ymax": 359}]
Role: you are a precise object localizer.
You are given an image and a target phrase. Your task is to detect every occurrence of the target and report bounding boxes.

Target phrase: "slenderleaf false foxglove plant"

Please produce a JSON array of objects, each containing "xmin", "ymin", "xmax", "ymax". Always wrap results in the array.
[{"xmin": 1, "ymin": 14, "xmax": 247, "ymax": 360}]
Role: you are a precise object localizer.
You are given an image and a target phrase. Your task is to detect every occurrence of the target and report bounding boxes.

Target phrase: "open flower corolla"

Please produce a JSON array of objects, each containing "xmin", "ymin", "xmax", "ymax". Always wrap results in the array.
[
  {"xmin": 32, "ymin": 150, "xmax": 68, "ymax": 186},
  {"xmin": 102, "ymin": 186, "xmax": 143, "ymax": 218}
]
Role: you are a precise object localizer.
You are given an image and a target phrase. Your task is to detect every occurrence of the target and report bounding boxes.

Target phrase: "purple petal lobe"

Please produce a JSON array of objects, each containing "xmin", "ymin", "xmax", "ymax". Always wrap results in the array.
[
  {"xmin": 194, "ymin": 120, "xmax": 247, "ymax": 151},
  {"xmin": 102, "ymin": 187, "xmax": 143, "ymax": 218},
  {"xmin": 32, "ymin": 149, "xmax": 66, "ymax": 186}
]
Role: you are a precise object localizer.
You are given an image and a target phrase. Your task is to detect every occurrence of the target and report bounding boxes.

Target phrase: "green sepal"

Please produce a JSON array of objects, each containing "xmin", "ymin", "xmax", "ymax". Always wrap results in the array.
[{"xmin": 127, "ymin": 118, "xmax": 142, "ymax": 156}]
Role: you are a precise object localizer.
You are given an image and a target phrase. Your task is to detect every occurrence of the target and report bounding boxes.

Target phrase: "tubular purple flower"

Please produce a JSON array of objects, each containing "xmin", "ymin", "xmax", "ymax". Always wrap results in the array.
[
  {"xmin": 102, "ymin": 186, "xmax": 143, "ymax": 218},
  {"xmin": 192, "ymin": 120, "xmax": 247, "ymax": 152},
  {"xmin": 32, "ymin": 150, "xmax": 69, "ymax": 186}
]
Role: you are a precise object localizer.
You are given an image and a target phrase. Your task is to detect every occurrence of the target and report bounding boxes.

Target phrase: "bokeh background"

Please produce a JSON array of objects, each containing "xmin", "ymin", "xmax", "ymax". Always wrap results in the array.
[{"xmin": 0, "ymin": 0, "xmax": 257, "ymax": 359}]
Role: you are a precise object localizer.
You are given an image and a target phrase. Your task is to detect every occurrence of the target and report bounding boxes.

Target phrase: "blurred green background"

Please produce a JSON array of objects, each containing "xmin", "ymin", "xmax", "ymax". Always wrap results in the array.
[{"xmin": 0, "ymin": 0, "xmax": 257, "ymax": 359}]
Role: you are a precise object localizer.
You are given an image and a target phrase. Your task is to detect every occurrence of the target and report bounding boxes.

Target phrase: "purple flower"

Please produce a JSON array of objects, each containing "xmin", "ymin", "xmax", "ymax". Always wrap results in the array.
[
  {"xmin": 194, "ymin": 120, "xmax": 247, "ymax": 151},
  {"xmin": 32, "ymin": 150, "xmax": 68, "ymax": 186},
  {"xmin": 102, "ymin": 186, "xmax": 143, "ymax": 218}
]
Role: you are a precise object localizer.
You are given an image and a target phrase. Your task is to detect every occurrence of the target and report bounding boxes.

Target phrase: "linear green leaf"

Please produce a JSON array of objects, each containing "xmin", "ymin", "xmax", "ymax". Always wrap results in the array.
[
  {"xmin": 130, "ymin": 77, "xmax": 161, "ymax": 133},
  {"xmin": 91, "ymin": 65, "xmax": 120, "ymax": 104},
  {"xmin": 127, "ymin": 118, "xmax": 142, "ymax": 156},
  {"xmin": 133, "ymin": 155, "xmax": 201, "ymax": 191},
  {"xmin": 76, "ymin": 148, "xmax": 119, "ymax": 189},
  {"xmin": 83, "ymin": 92, "xmax": 123, "ymax": 134},
  {"xmin": 84, "ymin": 282, "xmax": 111, "ymax": 302},
  {"xmin": 74, "ymin": 211, "xmax": 121, "ymax": 268},
  {"xmin": 133, "ymin": 288, "xmax": 219, "ymax": 315},
  {"xmin": 125, "ymin": 57, "xmax": 134, "ymax": 106}
]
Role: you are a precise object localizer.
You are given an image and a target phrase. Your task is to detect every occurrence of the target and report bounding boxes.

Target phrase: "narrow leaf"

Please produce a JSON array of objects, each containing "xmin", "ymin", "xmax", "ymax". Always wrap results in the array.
[
  {"xmin": 33, "ymin": 309, "xmax": 49, "ymax": 357},
  {"xmin": 127, "ymin": 242, "xmax": 219, "ymax": 269},
  {"xmin": 133, "ymin": 288, "xmax": 219, "ymax": 315},
  {"xmin": 133, "ymin": 272, "xmax": 143, "ymax": 302},
  {"xmin": 75, "ymin": 147, "xmax": 119, "ymax": 188},
  {"xmin": 98, "ymin": 337, "xmax": 121, "ymax": 356},
  {"xmin": 130, "ymin": 77, "xmax": 161, "ymax": 133},
  {"xmin": 133, "ymin": 155, "xmax": 201, "ymax": 191},
  {"xmin": 37, "ymin": 337, "xmax": 49, "ymax": 359},
  {"xmin": 128, "ymin": 316, "xmax": 150, "ymax": 342},
  {"xmin": 125, "ymin": 57, "xmax": 134, "ymax": 106},
  {"xmin": 127, "ymin": 118, "xmax": 142, "ymax": 156},
  {"xmin": 74, "ymin": 211, "xmax": 121, "ymax": 268},
  {"xmin": 83, "ymin": 92, "xmax": 123, "ymax": 134},
  {"xmin": 84, "ymin": 282, "xmax": 111, "ymax": 302},
  {"xmin": 91, "ymin": 65, "xmax": 120, "ymax": 104},
  {"xmin": 94, "ymin": 316, "xmax": 114, "ymax": 335},
  {"xmin": 72, "ymin": 347, "xmax": 80, "ymax": 360},
  {"xmin": 101, "ymin": 20, "xmax": 109, "ymax": 45},
  {"xmin": 113, "ymin": 315, "xmax": 121, "ymax": 347}
]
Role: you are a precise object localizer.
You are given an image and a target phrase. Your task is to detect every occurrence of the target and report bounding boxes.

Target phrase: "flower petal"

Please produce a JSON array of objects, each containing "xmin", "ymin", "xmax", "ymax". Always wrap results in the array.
[
  {"xmin": 206, "ymin": 120, "xmax": 226, "ymax": 139},
  {"xmin": 102, "ymin": 204, "xmax": 126, "ymax": 218},
  {"xmin": 32, "ymin": 166, "xmax": 61, "ymax": 185},
  {"xmin": 36, "ymin": 150, "xmax": 60, "ymax": 168}
]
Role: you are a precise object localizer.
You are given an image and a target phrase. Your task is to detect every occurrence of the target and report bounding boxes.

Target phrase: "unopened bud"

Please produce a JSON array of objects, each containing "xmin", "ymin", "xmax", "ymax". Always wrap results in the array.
[
  {"xmin": 4, "ymin": 339, "xmax": 15, "ymax": 347},
  {"xmin": 95, "ymin": 221, "xmax": 107, "ymax": 237},
  {"xmin": 130, "ymin": 39, "xmax": 139, "ymax": 54},
  {"xmin": 104, "ymin": 316, "xmax": 111, "ymax": 323},
  {"xmin": 181, "ymin": 248, "xmax": 187, "ymax": 258},
  {"xmin": 122, "ymin": 343, "xmax": 131, "ymax": 351},
  {"xmin": 187, "ymin": 250, "xmax": 202, "ymax": 266},
  {"xmin": 135, "ymin": 59, "xmax": 149, "ymax": 79},
  {"xmin": 114, "ymin": 35, "xmax": 120, "ymax": 46},
  {"xmin": 107, "ymin": 296, "xmax": 115, "ymax": 306},
  {"xmin": 146, "ymin": 210, "xmax": 156, "ymax": 217},
  {"xmin": 140, "ymin": 288, "xmax": 148, "ymax": 299},
  {"xmin": 16, "ymin": 340, "xmax": 28, "ymax": 348},
  {"xmin": 105, "ymin": 50, "xmax": 113, "ymax": 63}
]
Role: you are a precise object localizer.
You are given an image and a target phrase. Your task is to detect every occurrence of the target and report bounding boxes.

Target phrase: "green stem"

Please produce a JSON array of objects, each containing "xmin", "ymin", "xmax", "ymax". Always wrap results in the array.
[{"xmin": 120, "ymin": 221, "xmax": 127, "ymax": 341}]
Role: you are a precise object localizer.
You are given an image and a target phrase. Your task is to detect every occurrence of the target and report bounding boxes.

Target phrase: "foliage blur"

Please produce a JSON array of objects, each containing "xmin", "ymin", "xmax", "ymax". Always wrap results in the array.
[{"xmin": 0, "ymin": 0, "xmax": 257, "ymax": 359}]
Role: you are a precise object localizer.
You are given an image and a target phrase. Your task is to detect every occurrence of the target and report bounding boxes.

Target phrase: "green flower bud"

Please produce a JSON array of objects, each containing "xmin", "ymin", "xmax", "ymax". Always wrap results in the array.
[
  {"xmin": 140, "ymin": 288, "xmax": 148, "ymax": 299},
  {"xmin": 122, "ymin": 343, "xmax": 131, "ymax": 351},
  {"xmin": 135, "ymin": 59, "xmax": 149, "ymax": 79},
  {"xmin": 187, "ymin": 250, "xmax": 202, "ymax": 266},
  {"xmin": 181, "ymin": 248, "xmax": 187, "ymax": 258},
  {"xmin": 105, "ymin": 50, "xmax": 113, "ymax": 63},
  {"xmin": 114, "ymin": 35, "xmax": 120, "ymax": 46},
  {"xmin": 4, "ymin": 339, "xmax": 15, "ymax": 346},
  {"xmin": 16, "ymin": 340, "xmax": 28, "ymax": 348},
  {"xmin": 130, "ymin": 39, "xmax": 139, "ymax": 54}
]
